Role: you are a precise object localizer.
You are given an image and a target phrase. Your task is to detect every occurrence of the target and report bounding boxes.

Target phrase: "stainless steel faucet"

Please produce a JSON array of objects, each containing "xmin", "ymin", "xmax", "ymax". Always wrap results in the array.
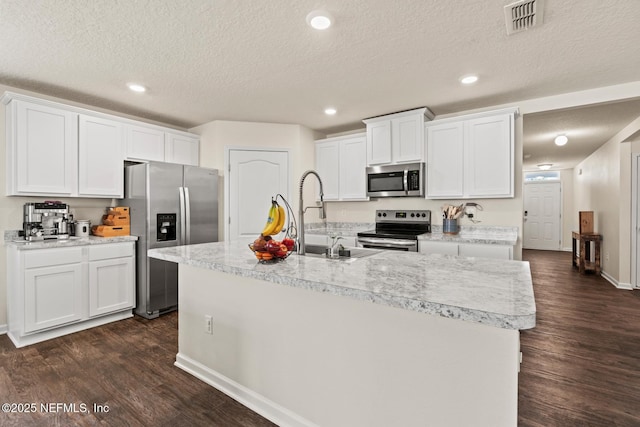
[{"xmin": 298, "ymin": 170, "xmax": 326, "ymax": 255}]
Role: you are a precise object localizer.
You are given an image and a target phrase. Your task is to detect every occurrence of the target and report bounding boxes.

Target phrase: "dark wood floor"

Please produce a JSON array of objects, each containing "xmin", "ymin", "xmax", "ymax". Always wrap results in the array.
[
  {"xmin": 0, "ymin": 312, "xmax": 276, "ymax": 427},
  {"xmin": 1, "ymin": 250, "xmax": 639, "ymax": 426},
  {"xmin": 519, "ymin": 249, "xmax": 640, "ymax": 426}
]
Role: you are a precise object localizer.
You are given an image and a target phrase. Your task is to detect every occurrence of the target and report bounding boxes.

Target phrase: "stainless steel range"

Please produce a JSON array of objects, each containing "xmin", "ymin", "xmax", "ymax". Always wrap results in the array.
[{"xmin": 356, "ymin": 209, "xmax": 431, "ymax": 252}]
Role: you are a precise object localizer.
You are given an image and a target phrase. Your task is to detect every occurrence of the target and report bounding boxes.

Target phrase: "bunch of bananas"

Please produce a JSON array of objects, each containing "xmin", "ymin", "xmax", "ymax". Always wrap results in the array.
[{"xmin": 261, "ymin": 200, "xmax": 286, "ymax": 236}]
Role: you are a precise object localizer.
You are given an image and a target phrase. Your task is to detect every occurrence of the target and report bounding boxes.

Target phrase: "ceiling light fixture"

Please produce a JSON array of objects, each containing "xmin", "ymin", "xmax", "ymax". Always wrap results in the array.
[
  {"xmin": 554, "ymin": 134, "xmax": 568, "ymax": 146},
  {"xmin": 127, "ymin": 83, "xmax": 147, "ymax": 93},
  {"xmin": 460, "ymin": 75, "xmax": 479, "ymax": 85},
  {"xmin": 537, "ymin": 163, "xmax": 553, "ymax": 170},
  {"xmin": 324, "ymin": 107, "xmax": 337, "ymax": 115},
  {"xmin": 306, "ymin": 10, "xmax": 333, "ymax": 30}
]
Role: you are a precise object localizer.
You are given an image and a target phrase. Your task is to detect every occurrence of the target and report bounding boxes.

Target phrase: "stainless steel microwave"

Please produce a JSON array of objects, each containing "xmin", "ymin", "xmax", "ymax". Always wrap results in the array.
[{"xmin": 366, "ymin": 162, "xmax": 425, "ymax": 197}]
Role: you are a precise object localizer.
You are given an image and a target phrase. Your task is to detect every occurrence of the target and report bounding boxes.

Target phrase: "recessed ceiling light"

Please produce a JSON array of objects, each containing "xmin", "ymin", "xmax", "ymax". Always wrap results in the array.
[
  {"xmin": 537, "ymin": 163, "xmax": 553, "ymax": 170},
  {"xmin": 554, "ymin": 134, "xmax": 568, "ymax": 146},
  {"xmin": 127, "ymin": 83, "xmax": 146, "ymax": 93},
  {"xmin": 306, "ymin": 10, "xmax": 333, "ymax": 30},
  {"xmin": 460, "ymin": 75, "xmax": 479, "ymax": 85},
  {"xmin": 324, "ymin": 107, "xmax": 337, "ymax": 115}
]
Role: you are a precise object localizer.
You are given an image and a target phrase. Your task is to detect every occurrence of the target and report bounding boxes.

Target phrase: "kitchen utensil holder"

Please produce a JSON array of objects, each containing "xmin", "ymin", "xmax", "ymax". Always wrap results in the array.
[{"xmin": 443, "ymin": 218, "xmax": 459, "ymax": 235}]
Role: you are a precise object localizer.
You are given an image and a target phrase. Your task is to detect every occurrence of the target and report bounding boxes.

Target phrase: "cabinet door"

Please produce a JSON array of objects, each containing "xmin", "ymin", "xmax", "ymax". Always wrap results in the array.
[
  {"xmin": 426, "ymin": 122, "xmax": 464, "ymax": 198},
  {"xmin": 165, "ymin": 132, "xmax": 199, "ymax": 165},
  {"xmin": 419, "ymin": 241, "xmax": 459, "ymax": 255},
  {"xmin": 125, "ymin": 125, "xmax": 165, "ymax": 162},
  {"xmin": 459, "ymin": 244, "xmax": 512, "ymax": 260},
  {"xmin": 465, "ymin": 114, "xmax": 513, "ymax": 198},
  {"xmin": 78, "ymin": 115, "xmax": 124, "ymax": 197},
  {"xmin": 393, "ymin": 114, "xmax": 423, "ymax": 163},
  {"xmin": 89, "ymin": 257, "xmax": 135, "ymax": 317},
  {"xmin": 12, "ymin": 100, "xmax": 78, "ymax": 195},
  {"xmin": 24, "ymin": 263, "xmax": 83, "ymax": 332},
  {"xmin": 315, "ymin": 141, "xmax": 340, "ymax": 200},
  {"xmin": 366, "ymin": 121, "xmax": 392, "ymax": 165},
  {"xmin": 339, "ymin": 136, "xmax": 368, "ymax": 200}
]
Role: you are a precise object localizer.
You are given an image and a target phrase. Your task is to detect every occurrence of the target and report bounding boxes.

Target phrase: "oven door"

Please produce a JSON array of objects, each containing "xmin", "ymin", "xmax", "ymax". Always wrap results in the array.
[{"xmin": 356, "ymin": 236, "xmax": 418, "ymax": 252}]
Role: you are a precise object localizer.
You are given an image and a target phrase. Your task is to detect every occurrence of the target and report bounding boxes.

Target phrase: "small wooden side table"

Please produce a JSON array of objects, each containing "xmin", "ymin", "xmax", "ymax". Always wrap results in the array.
[{"xmin": 572, "ymin": 231, "xmax": 602, "ymax": 274}]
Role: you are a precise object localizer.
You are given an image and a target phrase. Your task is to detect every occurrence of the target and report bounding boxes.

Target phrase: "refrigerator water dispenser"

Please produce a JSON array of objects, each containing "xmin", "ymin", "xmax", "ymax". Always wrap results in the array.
[{"xmin": 157, "ymin": 213, "xmax": 177, "ymax": 241}]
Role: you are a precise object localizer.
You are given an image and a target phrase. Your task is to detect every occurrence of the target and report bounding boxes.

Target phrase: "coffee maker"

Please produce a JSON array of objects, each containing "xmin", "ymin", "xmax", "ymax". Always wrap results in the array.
[{"xmin": 23, "ymin": 202, "xmax": 71, "ymax": 241}]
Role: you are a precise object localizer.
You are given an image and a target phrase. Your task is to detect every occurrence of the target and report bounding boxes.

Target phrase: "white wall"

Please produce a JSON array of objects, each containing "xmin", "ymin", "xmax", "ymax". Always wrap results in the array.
[{"xmin": 573, "ymin": 115, "xmax": 640, "ymax": 286}]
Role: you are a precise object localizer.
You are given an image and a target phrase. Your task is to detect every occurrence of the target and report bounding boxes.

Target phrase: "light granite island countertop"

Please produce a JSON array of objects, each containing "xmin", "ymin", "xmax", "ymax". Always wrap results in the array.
[{"xmin": 149, "ymin": 240, "xmax": 535, "ymax": 427}]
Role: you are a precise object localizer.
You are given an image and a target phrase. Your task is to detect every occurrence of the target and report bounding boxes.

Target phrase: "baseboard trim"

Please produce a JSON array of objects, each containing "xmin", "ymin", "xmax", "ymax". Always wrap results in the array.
[
  {"xmin": 562, "ymin": 247, "xmax": 573, "ymax": 252},
  {"xmin": 601, "ymin": 271, "xmax": 634, "ymax": 290},
  {"xmin": 175, "ymin": 353, "xmax": 317, "ymax": 427},
  {"xmin": 0, "ymin": 324, "xmax": 7, "ymax": 335}
]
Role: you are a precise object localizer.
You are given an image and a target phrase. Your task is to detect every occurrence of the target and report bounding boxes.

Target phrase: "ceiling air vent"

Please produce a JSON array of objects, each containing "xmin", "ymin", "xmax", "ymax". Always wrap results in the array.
[{"xmin": 504, "ymin": 0, "xmax": 544, "ymax": 35}]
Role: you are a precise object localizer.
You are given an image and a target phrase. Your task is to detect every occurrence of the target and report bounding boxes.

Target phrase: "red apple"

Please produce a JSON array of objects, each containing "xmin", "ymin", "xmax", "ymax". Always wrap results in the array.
[{"xmin": 282, "ymin": 238, "xmax": 295, "ymax": 251}]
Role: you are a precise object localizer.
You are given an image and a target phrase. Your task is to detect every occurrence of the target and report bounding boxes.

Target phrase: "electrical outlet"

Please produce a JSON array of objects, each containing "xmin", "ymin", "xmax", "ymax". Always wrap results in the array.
[
  {"xmin": 205, "ymin": 315, "xmax": 213, "ymax": 334},
  {"xmin": 605, "ymin": 252, "xmax": 610, "ymax": 262}
]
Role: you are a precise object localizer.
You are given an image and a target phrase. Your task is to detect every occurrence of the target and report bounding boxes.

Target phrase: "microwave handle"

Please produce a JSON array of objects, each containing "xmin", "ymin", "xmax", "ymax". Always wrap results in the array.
[{"xmin": 403, "ymin": 169, "xmax": 409, "ymax": 194}]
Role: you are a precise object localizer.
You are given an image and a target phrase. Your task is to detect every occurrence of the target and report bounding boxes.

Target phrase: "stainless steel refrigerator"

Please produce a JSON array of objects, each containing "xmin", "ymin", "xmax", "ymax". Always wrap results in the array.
[{"xmin": 121, "ymin": 161, "xmax": 219, "ymax": 319}]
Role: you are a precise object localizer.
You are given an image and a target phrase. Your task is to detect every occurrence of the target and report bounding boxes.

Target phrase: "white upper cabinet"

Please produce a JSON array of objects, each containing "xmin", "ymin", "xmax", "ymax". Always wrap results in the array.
[
  {"xmin": 465, "ymin": 114, "xmax": 513, "ymax": 198},
  {"xmin": 426, "ymin": 121, "xmax": 464, "ymax": 198},
  {"xmin": 363, "ymin": 107, "xmax": 434, "ymax": 166},
  {"xmin": 125, "ymin": 124, "xmax": 165, "ymax": 162},
  {"xmin": 5, "ymin": 99, "xmax": 78, "ymax": 196},
  {"xmin": 425, "ymin": 108, "xmax": 517, "ymax": 199},
  {"xmin": 315, "ymin": 133, "xmax": 368, "ymax": 201},
  {"xmin": 3, "ymin": 91, "xmax": 200, "ymax": 198},
  {"xmin": 78, "ymin": 115, "xmax": 124, "ymax": 198},
  {"xmin": 125, "ymin": 126, "xmax": 200, "ymax": 165},
  {"xmin": 165, "ymin": 132, "xmax": 199, "ymax": 166}
]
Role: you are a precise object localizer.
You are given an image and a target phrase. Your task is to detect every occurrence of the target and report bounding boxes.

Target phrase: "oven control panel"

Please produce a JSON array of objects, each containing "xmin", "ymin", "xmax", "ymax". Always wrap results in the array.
[{"xmin": 375, "ymin": 210, "xmax": 431, "ymax": 223}]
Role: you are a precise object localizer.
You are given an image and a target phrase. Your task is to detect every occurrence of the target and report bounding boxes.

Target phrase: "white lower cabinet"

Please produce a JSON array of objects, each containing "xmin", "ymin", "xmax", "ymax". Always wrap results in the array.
[
  {"xmin": 7, "ymin": 242, "xmax": 135, "ymax": 348},
  {"xmin": 24, "ymin": 254, "xmax": 84, "ymax": 333},
  {"xmin": 88, "ymin": 244, "xmax": 135, "ymax": 317},
  {"xmin": 419, "ymin": 240, "xmax": 513, "ymax": 260}
]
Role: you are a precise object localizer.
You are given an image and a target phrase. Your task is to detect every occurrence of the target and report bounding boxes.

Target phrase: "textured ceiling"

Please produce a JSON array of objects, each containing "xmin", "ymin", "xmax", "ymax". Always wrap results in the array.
[{"xmin": 1, "ymin": 0, "xmax": 639, "ymax": 169}]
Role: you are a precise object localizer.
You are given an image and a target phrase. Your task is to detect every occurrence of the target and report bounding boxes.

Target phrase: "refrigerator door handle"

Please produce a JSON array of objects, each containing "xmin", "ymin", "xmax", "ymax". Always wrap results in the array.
[
  {"xmin": 184, "ymin": 186, "xmax": 191, "ymax": 245},
  {"xmin": 179, "ymin": 186, "xmax": 187, "ymax": 244}
]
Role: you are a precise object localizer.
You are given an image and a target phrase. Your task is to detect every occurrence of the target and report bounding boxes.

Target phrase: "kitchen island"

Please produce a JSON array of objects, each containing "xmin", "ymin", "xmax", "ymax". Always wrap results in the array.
[{"xmin": 149, "ymin": 240, "xmax": 535, "ymax": 427}]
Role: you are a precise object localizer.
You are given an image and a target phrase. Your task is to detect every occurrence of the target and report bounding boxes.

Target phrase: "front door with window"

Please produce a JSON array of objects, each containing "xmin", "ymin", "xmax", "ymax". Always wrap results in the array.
[{"xmin": 523, "ymin": 182, "xmax": 562, "ymax": 250}]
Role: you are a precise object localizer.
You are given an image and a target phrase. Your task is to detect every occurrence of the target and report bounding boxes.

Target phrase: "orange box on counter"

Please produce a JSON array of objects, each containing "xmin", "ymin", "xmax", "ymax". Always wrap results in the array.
[
  {"xmin": 92, "ymin": 225, "xmax": 131, "ymax": 237},
  {"xmin": 102, "ymin": 214, "xmax": 130, "ymax": 226}
]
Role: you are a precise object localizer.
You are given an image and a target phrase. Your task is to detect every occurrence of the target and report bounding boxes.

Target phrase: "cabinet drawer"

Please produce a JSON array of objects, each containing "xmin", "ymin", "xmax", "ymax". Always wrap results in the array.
[
  {"xmin": 24, "ymin": 247, "xmax": 83, "ymax": 269},
  {"xmin": 89, "ymin": 243, "xmax": 134, "ymax": 261}
]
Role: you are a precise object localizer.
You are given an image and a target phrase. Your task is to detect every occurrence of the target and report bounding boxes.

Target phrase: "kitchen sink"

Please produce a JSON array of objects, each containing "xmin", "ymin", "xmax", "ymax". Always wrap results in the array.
[{"xmin": 300, "ymin": 244, "xmax": 380, "ymax": 259}]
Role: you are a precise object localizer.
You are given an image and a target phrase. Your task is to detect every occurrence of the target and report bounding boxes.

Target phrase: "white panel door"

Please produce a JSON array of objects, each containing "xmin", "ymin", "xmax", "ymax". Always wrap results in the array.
[
  {"xmin": 228, "ymin": 149, "xmax": 289, "ymax": 241},
  {"xmin": 366, "ymin": 121, "xmax": 392, "ymax": 165},
  {"xmin": 315, "ymin": 141, "xmax": 340, "ymax": 200},
  {"xmin": 165, "ymin": 132, "xmax": 199, "ymax": 165},
  {"xmin": 393, "ymin": 114, "xmax": 423, "ymax": 163},
  {"xmin": 89, "ymin": 257, "xmax": 135, "ymax": 317},
  {"xmin": 466, "ymin": 114, "xmax": 513, "ymax": 197},
  {"xmin": 78, "ymin": 115, "xmax": 124, "ymax": 197},
  {"xmin": 15, "ymin": 100, "xmax": 78, "ymax": 195},
  {"xmin": 523, "ymin": 182, "xmax": 561, "ymax": 250},
  {"xmin": 24, "ymin": 263, "xmax": 83, "ymax": 333},
  {"xmin": 426, "ymin": 122, "xmax": 464, "ymax": 198},
  {"xmin": 339, "ymin": 136, "xmax": 368, "ymax": 200},
  {"xmin": 126, "ymin": 124, "xmax": 165, "ymax": 162}
]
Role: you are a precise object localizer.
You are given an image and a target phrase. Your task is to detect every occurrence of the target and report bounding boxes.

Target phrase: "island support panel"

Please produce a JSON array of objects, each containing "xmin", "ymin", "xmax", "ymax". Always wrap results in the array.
[{"xmin": 176, "ymin": 265, "xmax": 521, "ymax": 427}]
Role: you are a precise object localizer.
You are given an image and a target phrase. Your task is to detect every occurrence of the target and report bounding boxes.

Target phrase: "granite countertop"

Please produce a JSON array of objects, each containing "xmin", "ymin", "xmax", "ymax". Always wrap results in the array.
[
  {"xmin": 421, "ymin": 225, "xmax": 518, "ymax": 246},
  {"xmin": 303, "ymin": 222, "xmax": 518, "ymax": 246},
  {"xmin": 148, "ymin": 240, "xmax": 535, "ymax": 330},
  {"xmin": 5, "ymin": 234, "xmax": 138, "ymax": 250}
]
